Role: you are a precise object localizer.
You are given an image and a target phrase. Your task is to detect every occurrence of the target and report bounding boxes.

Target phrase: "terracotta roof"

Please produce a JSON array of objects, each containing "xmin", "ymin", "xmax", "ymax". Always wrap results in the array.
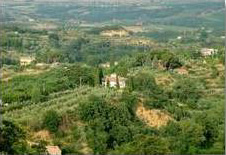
[{"xmin": 46, "ymin": 146, "xmax": 61, "ymax": 155}]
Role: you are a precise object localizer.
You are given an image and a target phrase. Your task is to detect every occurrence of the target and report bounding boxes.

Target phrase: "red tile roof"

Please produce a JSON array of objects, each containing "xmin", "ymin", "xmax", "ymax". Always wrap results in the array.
[{"xmin": 46, "ymin": 146, "xmax": 61, "ymax": 155}]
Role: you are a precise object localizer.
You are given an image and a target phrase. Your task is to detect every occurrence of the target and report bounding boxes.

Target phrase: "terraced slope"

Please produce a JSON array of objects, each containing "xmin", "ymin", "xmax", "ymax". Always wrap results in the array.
[
  {"xmin": 187, "ymin": 61, "xmax": 224, "ymax": 96},
  {"xmin": 4, "ymin": 87, "xmax": 117, "ymax": 125}
]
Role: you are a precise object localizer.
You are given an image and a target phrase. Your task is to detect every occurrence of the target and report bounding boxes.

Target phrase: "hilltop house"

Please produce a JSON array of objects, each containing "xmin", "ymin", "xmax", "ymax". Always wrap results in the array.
[
  {"xmin": 102, "ymin": 73, "xmax": 126, "ymax": 88},
  {"xmin": 200, "ymin": 48, "xmax": 218, "ymax": 57},
  {"xmin": 45, "ymin": 146, "xmax": 61, "ymax": 155}
]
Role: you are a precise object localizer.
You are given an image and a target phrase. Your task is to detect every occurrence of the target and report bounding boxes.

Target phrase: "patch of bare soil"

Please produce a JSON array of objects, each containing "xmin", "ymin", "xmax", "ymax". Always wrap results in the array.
[
  {"xmin": 33, "ymin": 130, "xmax": 52, "ymax": 142},
  {"xmin": 136, "ymin": 104, "xmax": 173, "ymax": 128},
  {"xmin": 216, "ymin": 63, "xmax": 224, "ymax": 72},
  {"xmin": 80, "ymin": 142, "xmax": 92, "ymax": 154}
]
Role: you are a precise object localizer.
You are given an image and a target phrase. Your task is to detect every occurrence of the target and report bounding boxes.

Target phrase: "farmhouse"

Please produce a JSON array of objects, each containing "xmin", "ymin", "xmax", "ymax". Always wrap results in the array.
[
  {"xmin": 100, "ymin": 62, "xmax": 118, "ymax": 68},
  {"xmin": 28, "ymin": 18, "xmax": 35, "ymax": 22},
  {"xmin": 100, "ymin": 29, "xmax": 129, "ymax": 37},
  {"xmin": 177, "ymin": 36, "xmax": 182, "ymax": 40},
  {"xmin": 200, "ymin": 48, "xmax": 218, "ymax": 57},
  {"xmin": 175, "ymin": 67, "xmax": 188, "ymax": 75},
  {"xmin": 100, "ymin": 62, "xmax": 110, "ymax": 68},
  {"xmin": 45, "ymin": 146, "xmax": 61, "ymax": 155},
  {"xmin": 20, "ymin": 56, "xmax": 35, "ymax": 66},
  {"xmin": 102, "ymin": 73, "xmax": 126, "ymax": 88}
]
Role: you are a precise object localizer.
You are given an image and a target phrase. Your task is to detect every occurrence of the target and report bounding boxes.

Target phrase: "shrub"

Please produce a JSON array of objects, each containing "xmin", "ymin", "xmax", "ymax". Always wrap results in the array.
[
  {"xmin": 0, "ymin": 120, "xmax": 26, "ymax": 154},
  {"xmin": 42, "ymin": 110, "xmax": 61, "ymax": 133}
]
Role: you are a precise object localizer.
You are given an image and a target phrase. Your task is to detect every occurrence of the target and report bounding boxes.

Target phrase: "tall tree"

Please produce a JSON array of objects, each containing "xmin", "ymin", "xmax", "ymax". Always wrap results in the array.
[
  {"xmin": 106, "ymin": 78, "xmax": 110, "ymax": 88},
  {"xmin": 116, "ymin": 74, "xmax": 120, "ymax": 89},
  {"xmin": 0, "ymin": 120, "xmax": 26, "ymax": 154},
  {"xmin": 42, "ymin": 110, "xmax": 61, "ymax": 133},
  {"xmin": 97, "ymin": 67, "xmax": 104, "ymax": 86}
]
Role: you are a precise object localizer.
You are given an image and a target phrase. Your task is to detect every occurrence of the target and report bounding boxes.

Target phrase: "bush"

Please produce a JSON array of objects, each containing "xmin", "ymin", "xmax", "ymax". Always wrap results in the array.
[
  {"xmin": 0, "ymin": 120, "xmax": 26, "ymax": 154},
  {"xmin": 110, "ymin": 135, "xmax": 170, "ymax": 154},
  {"xmin": 172, "ymin": 78, "xmax": 203, "ymax": 108},
  {"xmin": 42, "ymin": 110, "xmax": 61, "ymax": 133},
  {"xmin": 78, "ymin": 95, "xmax": 136, "ymax": 153},
  {"xmin": 126, "ymin": 72, "xmax": 158, "ymax": 93}
]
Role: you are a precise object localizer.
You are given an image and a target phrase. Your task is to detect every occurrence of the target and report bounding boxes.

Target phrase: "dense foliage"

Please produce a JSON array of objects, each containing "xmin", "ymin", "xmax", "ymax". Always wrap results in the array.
[
  {"xmin": 2, "ymin": 64, "xmax": 96, "ymax": 104},
  {"xmin": 42, "ymin": 110, "xmax": 61, "ymax": 133},
  {"xmin": 1, "ymin": 1, "xmax": 224, "ymax": 153},
  {"xmin": 0, "ymin": 120, "xmax": 26, "ymax": 154}
]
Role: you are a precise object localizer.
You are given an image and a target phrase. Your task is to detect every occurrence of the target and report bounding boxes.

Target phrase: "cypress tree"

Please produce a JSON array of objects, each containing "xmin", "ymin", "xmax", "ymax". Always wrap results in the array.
[
  {"xmin": 116, "ymin": 74, "xmax": 120, "ymax": 89},
  {"xmin": 107, "ymin": 78, "xmax": 110, "ymax": 88},
  {"xmin": 98, "ymin": 68, "xmax": 104, "ymax": 85}
]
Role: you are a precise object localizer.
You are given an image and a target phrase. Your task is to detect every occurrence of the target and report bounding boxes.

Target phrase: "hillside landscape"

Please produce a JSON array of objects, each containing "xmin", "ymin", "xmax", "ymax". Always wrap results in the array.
[{"xmin": 0, "ymin": 0, "xmax": 225, "ymax": 154}]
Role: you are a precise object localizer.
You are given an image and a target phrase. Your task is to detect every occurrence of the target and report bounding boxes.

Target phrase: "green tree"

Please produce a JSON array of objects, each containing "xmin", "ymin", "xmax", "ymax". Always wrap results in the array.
[
  {"xmin": 106, "ymin": 78, "xmax": 110, "ymax": 88},
  {"xmin": 151, "ymin": 55, "xmax": 159, "ymax": 69},
  {"xmin": 127, "ymin": 72, "xmax": 161, "ymax": 95},
  {"xmin": 96, "ymin": 67, "xmax": 104, "ymax": 86},
  {"xmin": 172, "ymin": 78, "xmax": 203, "ymax": 108},
  {"xmin": 78, "ymin": 95, "xmax": 136, "ymax": 152},
  {"xmin": 200, "ymin": 30, "xmax": 208, "ymax": 43},
  {"xmin": 116, "ymin": 74, "xmax": 120, "ymax": 89},
  {"xmin": 178, "ymin": 121, "xmax": 205, "ymax": 154},
  {"xmin": 64, "ymin": 37, "xmax": 89, "ymax": 62},
  {"xmin": 110, "ymin": 135, "xmax": 170, "ymax": 154},
  {"xmin": 127, "ymin": 76, "xmax": 135, "ymax": 92},
  {"xmin": 0, "ymin": 120, "xmax": 26, "ymax": 154},
  {"xmin": 42, "ymin": 110, "xmax": 61, "ymax": 133},
  {"xmin": 86, "ymin": 128, "xmax": 108, "ymax": 154},
  {"xmin": 162, "ymin": 121, "xmax": 205, "ymax": 154},
  {"xmin": 195, "ymin": 112, "xmax": 221, "ymax": 148},
  {"xmin": 31, "ymin": 85, "xmax": 44, "ymax": 103},
  {"xmin": 210, "ymin": 66, "xmax": 219, "ymax": 78}
]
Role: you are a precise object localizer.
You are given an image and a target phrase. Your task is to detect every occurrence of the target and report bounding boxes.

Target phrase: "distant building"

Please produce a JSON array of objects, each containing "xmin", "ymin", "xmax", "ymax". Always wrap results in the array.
[
  {"xmin": 50, "ymin": 62, "xmax": 61, "ymax": 68},
  {"xmin": 100, "ymin": 62, "xmax": 118, "ymax": 68},
  {"xmin": 100, "ymin": 62, "xmax": 110, "ymax": 68},
  {"xmin": 200, "ymin": 48, "xmax": 218, "ymax": 57},
  {"xmin": 28, "ymin": 18, "xmax": 35, "ymax": 22},
  {"xmin": 20, "ymin": 56, "xmax": 35, "ymax": 66},
  {"xmin": 102, "ymin": 73, "xmax": 126, "ymax": 88},
  {"xmin": 206, "ymin": 30, "xmax": 212, "ymax": 33},
  {"xmin": 175, "ymin": 67, "xmax": 188, "ymax": 75},
  {"xmin": 100, "ymin": 30, "xmax": 129, "ymax": 37},
  {"xmin": 35, "ymin": 63, "xmax": 47, "ymax": 67},
  {"xmin": 45, "ymin": 146, "xmax": 61, "ymax": 155},
  {"xmin": 114, "ymin": 61, "xmax": 119, "ymax": 66}
]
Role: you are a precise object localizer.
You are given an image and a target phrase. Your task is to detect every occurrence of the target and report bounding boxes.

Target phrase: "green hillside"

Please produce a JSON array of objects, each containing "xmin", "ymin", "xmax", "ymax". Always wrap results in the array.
[{"xmin": 0, "ymin": 0, "xmax": 225, "ymax": 154}]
